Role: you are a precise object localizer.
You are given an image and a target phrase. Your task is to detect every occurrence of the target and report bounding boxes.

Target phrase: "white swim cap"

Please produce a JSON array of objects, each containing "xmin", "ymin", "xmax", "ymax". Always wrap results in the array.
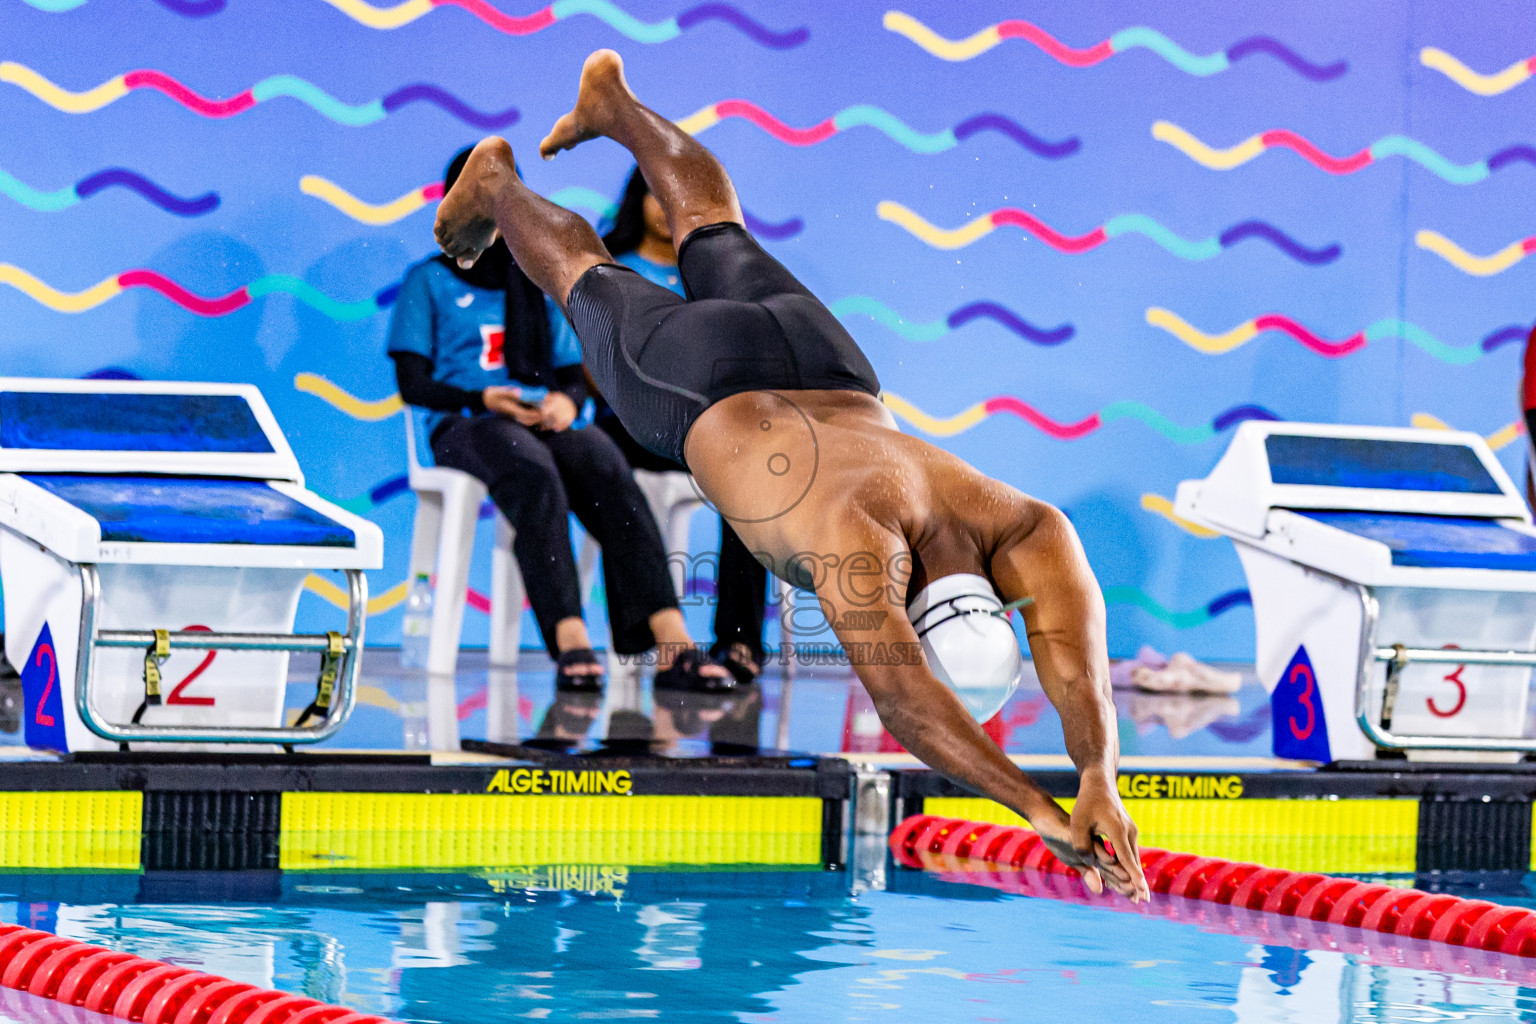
[{"xmin": 907, "ymin": 573, "xmax": 1023, "ymax": 722}]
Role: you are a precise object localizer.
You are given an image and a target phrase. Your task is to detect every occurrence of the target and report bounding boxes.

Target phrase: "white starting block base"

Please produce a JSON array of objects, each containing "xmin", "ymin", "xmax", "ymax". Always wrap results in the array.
[
  {"xmin": 1239, "ymin": 544, "xmax": 1535, "ymax": 762},
  {"xmin": 3, "ymin": 535, "xmax": 309, "ymax": 751}
]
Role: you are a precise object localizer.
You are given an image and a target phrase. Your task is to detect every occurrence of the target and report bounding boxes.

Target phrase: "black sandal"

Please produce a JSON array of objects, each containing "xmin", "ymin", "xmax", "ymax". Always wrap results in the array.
[
  {"xmin": 654, "ymin": 647, "xmax": 736, "ymax": 692},
  {"xmin": 555, "ymin": 647, "xmax": 605, "ymax": 692},
  {"xmin": 717, "ymin": 644, "xmax": 761, "ymax": 688}
]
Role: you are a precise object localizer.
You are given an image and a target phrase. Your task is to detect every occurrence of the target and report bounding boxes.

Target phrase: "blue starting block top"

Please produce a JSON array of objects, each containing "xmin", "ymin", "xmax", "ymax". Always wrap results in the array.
[
  {"xmin": 1301, "ymin": 511, "xmax": 1536, "ymax": 571},
  {"xmin": 24, "ymin": 475, "xmax": 354, "ymax": 547},
  {"xmin": 1, "ymin": 392, "xmax": 274, "ymax": 453}
]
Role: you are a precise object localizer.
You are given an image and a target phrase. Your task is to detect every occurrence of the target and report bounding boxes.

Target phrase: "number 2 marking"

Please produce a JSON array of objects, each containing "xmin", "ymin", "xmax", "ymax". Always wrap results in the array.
[
  {"xmin": 165, "ymin": 624, "xmax": 216, "ymax": 707},
  {"xmin": 33, "ymin": 643, "xmax": 56, "ymax": 728},
  {"xmin": 1288, "ymin": 663, "xmax": 1316, "ymax": 740}
]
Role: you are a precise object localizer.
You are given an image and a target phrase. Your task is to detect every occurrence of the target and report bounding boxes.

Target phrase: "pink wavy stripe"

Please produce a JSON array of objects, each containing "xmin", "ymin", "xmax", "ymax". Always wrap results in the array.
[
  {"xmin": 117, "ymin": 270, "xmax": 250, "ymax": 316},
  {"xmin": 430, "ymin": 0, "xmax": 557, "ymax": 34},
  {"xmin": 982, "ymin": 396, "xmax": 1103, "ymax": 439},
  {"xmin": 1528, "ymin": 56, "xmax": 1536, "ymax": 74},
  {"xmin": 997, "ymin": 21, "xmax": 1114, "ymax": 66},
  {"xmin": 122, "ymin": 70, "xmax": 257, "ymax": 117},
  {"xmin": 465, "ymin": 587, "xmax": 491, "ymax": 614},
  {"xmin": 1260, "ymin": 129, "xmax": 1373, "ymax": 174},
  {"xmin": 1252, "ymin": 314, "xmax": 1367, "ymax": 357},
  {"xmin": 422, "ymin": 181, "xmax": 445, "ymax": 201},
  {"xmin": 1524, "ymin": 237, "xmax": 1536, "ymax": 255},
  {"xmin": 457, "ymin": 688, "xmax": 487, "ymax": 720},
  {"xmin": 989, "ymin": 209, "xmax": 1108, "ymax": 253},
  {"xmin": 713, "ymin": 99, "xmax": 837, "ymax": 145}
]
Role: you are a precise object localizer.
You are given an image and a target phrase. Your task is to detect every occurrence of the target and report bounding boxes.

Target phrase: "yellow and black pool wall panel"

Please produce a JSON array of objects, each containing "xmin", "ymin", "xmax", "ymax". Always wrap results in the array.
[
  {"xmin": 891, "ymin": 766, "xmax": 1536, "ymax": 875},
  {"xmin": 0, "ymin": 751, "xmax": 853, "ymax": 872}
]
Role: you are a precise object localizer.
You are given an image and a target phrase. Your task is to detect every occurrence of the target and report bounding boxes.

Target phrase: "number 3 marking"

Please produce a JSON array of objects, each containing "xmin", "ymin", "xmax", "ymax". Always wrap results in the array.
[
  {"xmin": 33, "ymin": 643, "xmax": 56, "ymax": 728},
  {"xmin": 165, "ymin": 624, "xmax": 217, "ymax": 707},
  {"xmin": 1288, "ymin": 663, "xmax": 1316, "ymax": 740},
  {"xmin": 1427, "ymin": 643, "xmax": 1467, "ymax": 719}
]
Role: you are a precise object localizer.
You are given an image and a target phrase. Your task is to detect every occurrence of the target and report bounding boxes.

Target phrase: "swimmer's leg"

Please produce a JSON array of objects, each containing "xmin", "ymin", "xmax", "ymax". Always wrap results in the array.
[
  {"xmin": 434, "ymin": 136, "xmax": 609, "ymax": 305},
  {"xmin": 540, "ymin": 49, "xmax": 743, "ymax": 249}
]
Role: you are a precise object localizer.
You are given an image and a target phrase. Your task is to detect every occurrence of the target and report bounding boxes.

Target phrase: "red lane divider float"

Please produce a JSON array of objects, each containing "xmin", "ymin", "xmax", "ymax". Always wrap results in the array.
[
  {"xmin": 890, "ymin": 815, "xmax": 1536, "ymax": 959},
  {"xmin": 0, "ymin": 925, "xmax": 391, "ymax": 1024}
]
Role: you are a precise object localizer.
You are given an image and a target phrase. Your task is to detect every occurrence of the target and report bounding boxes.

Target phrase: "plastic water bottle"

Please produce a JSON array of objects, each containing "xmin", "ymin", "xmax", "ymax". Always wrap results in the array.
[{"xmin": 399, "ymin": 574, "xmax": 433, "ymax": 668}]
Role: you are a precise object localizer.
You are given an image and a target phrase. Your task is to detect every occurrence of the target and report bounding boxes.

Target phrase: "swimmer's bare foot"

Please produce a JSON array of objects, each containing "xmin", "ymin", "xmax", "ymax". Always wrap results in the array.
[
  {"xmin": 539, "ymin": 49, "xmax": 634, "ymax": 160},
  {"xmin": 434, "ymin": 136, "xmax": 513, "ymax": 267}
]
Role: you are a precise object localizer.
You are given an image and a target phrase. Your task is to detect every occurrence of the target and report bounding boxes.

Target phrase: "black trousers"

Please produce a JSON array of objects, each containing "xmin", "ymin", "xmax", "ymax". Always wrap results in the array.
[
  {"xmin": 596, "ymin": 410, "xmax": 768, "ymax": 662},
  {"xmin": 431, "ymin": 415, "xmax": 678, "ymax": 656}
]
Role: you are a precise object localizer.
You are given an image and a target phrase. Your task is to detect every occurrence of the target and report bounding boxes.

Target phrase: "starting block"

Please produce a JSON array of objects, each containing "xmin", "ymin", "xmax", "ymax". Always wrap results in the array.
[
  {"xmin": 0, "ymin": 378, "xmax": 382, "ymax": 750},
  {"xmin": 1177, "ymin": 422, "xmax": 1536, "ymax": 762}
]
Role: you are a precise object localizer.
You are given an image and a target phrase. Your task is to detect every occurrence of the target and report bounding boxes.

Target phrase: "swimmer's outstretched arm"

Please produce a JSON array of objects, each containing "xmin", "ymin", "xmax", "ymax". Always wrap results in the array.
[
  {"xmin": 810, "ymin": 513, "xmax": 1147, "ymax": 902},
  {"xmin": 989, "ymin": 500, "xmax": 1150, "ymax": 902}
]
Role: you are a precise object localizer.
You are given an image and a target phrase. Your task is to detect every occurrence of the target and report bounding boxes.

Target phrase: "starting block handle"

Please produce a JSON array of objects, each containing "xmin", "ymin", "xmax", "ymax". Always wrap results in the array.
[
  {"xmin": 73, "ymin": 563, "xmax": 368, "ymax": 746},
  {"xmin": 1350, "ymin": 582, "xmax": 1536, "ymax": 753}
]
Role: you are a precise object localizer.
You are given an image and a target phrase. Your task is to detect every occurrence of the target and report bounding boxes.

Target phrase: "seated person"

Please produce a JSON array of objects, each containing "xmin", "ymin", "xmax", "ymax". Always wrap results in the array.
[
  {"xmin": 387, "ymin": 147, "xmax": 724, "ymax": 691},
  {"xmin": 589, "ymin": 168, "xmax": 771, "ymax": 687}
]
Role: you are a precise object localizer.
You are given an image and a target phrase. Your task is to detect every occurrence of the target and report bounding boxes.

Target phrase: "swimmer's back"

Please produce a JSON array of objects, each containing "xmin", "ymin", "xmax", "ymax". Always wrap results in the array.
[{"xmin": 685, "ymin": 389, "xmax": 1024, "ymax": 592}]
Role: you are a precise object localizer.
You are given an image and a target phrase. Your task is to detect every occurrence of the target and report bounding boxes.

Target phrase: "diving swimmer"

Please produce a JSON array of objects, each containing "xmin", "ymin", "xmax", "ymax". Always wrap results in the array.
[{"xmin": 434, "ymin": 49, "xmax": 1151, "ymax": 902}]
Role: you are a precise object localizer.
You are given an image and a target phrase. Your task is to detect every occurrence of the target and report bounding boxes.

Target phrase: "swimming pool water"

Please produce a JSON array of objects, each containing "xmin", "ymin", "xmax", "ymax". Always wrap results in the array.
[{"xmin": 5, "ymin": 868, "xmax": 1536, "ymax": 1023}]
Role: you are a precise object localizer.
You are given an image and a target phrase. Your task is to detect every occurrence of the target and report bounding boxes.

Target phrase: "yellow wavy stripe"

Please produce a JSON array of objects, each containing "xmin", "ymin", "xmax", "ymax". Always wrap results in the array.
[
  {"xmin": 674, "ymin": 105, "xmax": 721, "ymax": 135},
  {"xmin": 300, "ymin": 175, "xmax": 430, "ymax": 226},
  {"xmin": 0, "ymin": 62, "xmax": 128, "ymax": 113},
  {"xmin": 1152, "ymin": 120, "xmax": 1267, "ymax": 170},
  {"xmin": 882, "ymin": 392, "xmax": 988, "ymax": 437},
  {"xmin": 1411, "ymin": 412, "xmax": 1525, "ymax": 451},
  {"xmin": 876, "ymin": 201, "xmax": 996, "ymax": 250},
  {"xmin": 1145, "ymin": 307, "xmax": 1259, "ymax": 354},
  {"xmin": 356, "ymin": 684, "xmax": 402, "ymax": 713},
  {"xmin": 1140, "ymin": 493, "xmax": 1219, "ymax": 538},
  {"xmin": 1420, "ymin": 46, "xmax": 1532, "ymax": 97},
  {"xmin": 0, "ymin": 264, "xmax": 121, "ymax": 313},
  {"xmin": 304, "ymin": 573, "xmax": 409, "ymax": 616},
  {"xmin": 294, "ymin": 372, "xmax": 403, "ymax": 421},
  {"xmin": 316, "ymin": 0, "xmax": 434, "ymax": 29},
  {"xmin": 1414, "ymin": 229, "xmax": 1530, "ymax": 277},
  {"xmin": 882, "ymin": 11, "xmax": 1003, "ymax": 61}
]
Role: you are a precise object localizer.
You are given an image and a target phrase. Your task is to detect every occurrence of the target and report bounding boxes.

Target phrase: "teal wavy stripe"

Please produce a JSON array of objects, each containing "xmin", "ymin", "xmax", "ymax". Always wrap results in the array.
[
  {"xmin": 829, "ymin": 296, "xmax": 948, "ymax": 341},
  {"xmin": 1368, "ymin": 136, "xmax": 1489, "ymax": 185},
  {"xmin": 1109, "ymin": 27, "xmax": 1229, "ymax": 76},
  {"xmin": 246, "ymin": 276, "xmax": 382, "ymax": 320},
  {"xmin": 250, "ymin": 76, "xmax": 387, "ymax": 126},
  {"xmin": 1363, "ymin": 319, "xmax": 1485, "ymax": 365},
  {"xmin": 550, "ymin": 186, "xmax": 618, "ymax": 219},
  {"xmin": 1099, "ymin": 401, "xmax": 1216, "ymax": 444},
  {"xmin": 19, "ymin": 0, "xmax": 87, "ymax": 9},
  {"xmin": 0, "ymin": 169, "xmax": 78, "ymax": 212},
  {"xmin": 1102, "ymin": 587, "xmax": 1213, "ymax": 628},
  {"xmin": 1103, "ymin": 214, "xmax": 1222, "ymax": 260},
  {"xmin": 550, "ymin": 0, "xmax": 681, "ymax": 42},
  {"xmin": 831, "ymin": 106, "xmax": 957, "ymax": 154}
]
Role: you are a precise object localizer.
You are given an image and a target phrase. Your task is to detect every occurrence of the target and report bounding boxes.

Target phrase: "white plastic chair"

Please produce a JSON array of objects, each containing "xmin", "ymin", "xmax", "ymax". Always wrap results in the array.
[{"xmin": 404, "ymin": 409, "xmax": 621, "ymax": 673}]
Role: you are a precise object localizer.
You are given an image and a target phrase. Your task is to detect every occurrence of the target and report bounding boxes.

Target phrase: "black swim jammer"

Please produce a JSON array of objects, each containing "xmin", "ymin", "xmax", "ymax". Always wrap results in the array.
[{"xmin": 565, "ymin": 222, "xmax": 881, "ymax": 464}]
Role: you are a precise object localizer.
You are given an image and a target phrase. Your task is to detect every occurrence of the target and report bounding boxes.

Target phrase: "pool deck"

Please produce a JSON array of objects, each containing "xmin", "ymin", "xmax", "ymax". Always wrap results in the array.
[{"xmin": 0, "ymin": 649, "xmax": 1533, "ymax": 876}]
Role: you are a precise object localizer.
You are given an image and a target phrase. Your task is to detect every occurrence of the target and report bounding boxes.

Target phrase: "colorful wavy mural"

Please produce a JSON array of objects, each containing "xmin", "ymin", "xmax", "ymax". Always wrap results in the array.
[
  {"xmin": 882, "ymin": 392, "xmax": 1279, "ymax": 442},
  {"xmin": 0, "ymin": 263, "xmax": 394, "ymax": 318},
  {"xmin": 1, "ymin": 165, "xmax": 217, "ymax": 215},
  {"xmin": 1144, "ymin": 308, "xmax": 1509, "ymax": 364},
  {"xmin": 877, "ymin": 201, "xmax": 1338, "ymax": 263},
  {"xmin": 1416, "ymin": 229, "xmax": 1536, "ymax": 277},
  {"xmin": 1420, "ymin": 46, "xmax": 1536, "ymax": 96},
  {"xmin": 676, "ymin": 101, "xmax": 1078, "ymax": 158},
  {"xmin": 0, "ymin": 62, "xmax": 519, "ymax": 127},
  {"xmin": 830, "ymin": 296, "xmax": 1073, "ymax": 345},
  {"xmin": 1153, "ymin": 120, "xmax": 1535, "ymax": 184},
  {"xmin": 882, "ymin": 12, "xmax": 1345, "ymax": 80}
]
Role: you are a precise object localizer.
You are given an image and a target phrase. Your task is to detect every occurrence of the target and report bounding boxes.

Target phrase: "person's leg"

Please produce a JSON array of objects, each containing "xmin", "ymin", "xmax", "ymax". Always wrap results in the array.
[
  {"xmin": 431, "ymin": 417, "xmax": 598, "ymax": 676},
  {"xmin": 711, "ymin": 517, "xmax": 767, "ymax": 680},
  {"xmin": 434, "ymin": 135, "xmax": 610, "ymax": 307},
  {"xmin": 540, "ymin": 49, "xmax": 743, "ymax": 248},
  {"xmin": 542, "ymin": 428, "xmax": 726, "ymax": 680}
]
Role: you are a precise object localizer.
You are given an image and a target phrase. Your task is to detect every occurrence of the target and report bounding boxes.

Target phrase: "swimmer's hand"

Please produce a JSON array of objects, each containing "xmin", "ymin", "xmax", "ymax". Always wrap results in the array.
[
  {"xmin": 484, "ymin": 386, "xmax": 544, "ymax": 427},
  {"xmin": 1068, "ymin": 769, "xmax": 1150, "ymax": 902},
  {"xmin": 435, "ymin": 137, "xmax": 511, "ymax": 269}
]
